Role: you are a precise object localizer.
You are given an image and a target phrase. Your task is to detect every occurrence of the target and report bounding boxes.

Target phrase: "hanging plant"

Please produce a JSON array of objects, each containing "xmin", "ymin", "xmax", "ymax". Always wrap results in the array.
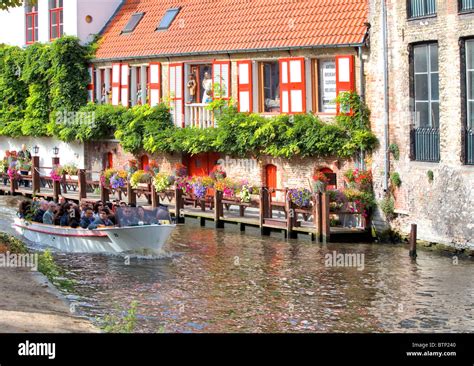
[
  {"xmin": 153, "ymin": 173, "xmax": 175, "ymax": 193},
  {"xmin": 130, "ymin": 170, "xmax": 152, "ymax": 189},
  {"xmin": 50, "ymin": 166, "xmax": 62, "ymax": 182},
  {"xmin": 288, "ymin": 188, "xmax": 312, "ymax": 208}
]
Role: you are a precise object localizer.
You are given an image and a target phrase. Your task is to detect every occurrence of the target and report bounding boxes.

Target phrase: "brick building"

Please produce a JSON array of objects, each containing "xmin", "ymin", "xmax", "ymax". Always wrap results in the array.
[
  {"xmin": 89, "ymin": 0, "xmax": 370, "ymax": 190},
  {"xmin": 367, "ymin": 0, "xmax": 474, "ymax": 245}
]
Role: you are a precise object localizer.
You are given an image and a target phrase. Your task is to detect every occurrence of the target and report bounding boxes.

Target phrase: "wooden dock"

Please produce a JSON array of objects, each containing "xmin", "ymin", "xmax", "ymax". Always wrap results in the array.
[{"xmin": 0, "ymin": 156, "xmax": 372, "ymax": 243}]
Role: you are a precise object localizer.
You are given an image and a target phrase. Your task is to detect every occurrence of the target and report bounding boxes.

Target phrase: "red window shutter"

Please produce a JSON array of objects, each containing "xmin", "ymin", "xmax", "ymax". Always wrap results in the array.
[
  {"xmin": 335, "ymin": 55, "xmax": 355, "ymax": 114},
  {"xmin": 111, "ymin": 63, "xmax": 121, "ymax": 106},
  {"xmin": 120, "ymin": 64, "xmax": 130, "ymax": 107},
  {"xmin": 279, "ymin": 57, "xmax": 306, "ymax": 114},
  {"xmin": 237, "ymin": 61, "xmax": 253, "ymax": 113},
  {"xmin": 148, "ymin": 62, "xmax": 161, "ymax": 106},
  {"xmin": 87, "ymin": 65, "xmax": 95, "ymax": 103},
  {"xmin": 212, "ymin": 61, "xmax": 230, "ymax": 100},
  {"xmin": 169, "ymin": 63, "xmax": 184, "ymax": 127}
]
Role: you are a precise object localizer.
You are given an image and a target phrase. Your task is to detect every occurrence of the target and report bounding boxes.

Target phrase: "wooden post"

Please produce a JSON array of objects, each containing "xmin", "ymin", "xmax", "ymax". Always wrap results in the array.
[
  {"xmin": 151, "ymin": 189, "xmax": 159, "ymax": 209},
  {"xmin": 321, "ymin": 192, "xmax": 330, "ymax": 242},
  {"xmin": 259, "ymin": 187, "xmax": 270, "ymax": 236},
  {"xmin": 78, "ymin": 169, "xmax": 87, "ymax": 200},
  {"xmin": 127, "ymin": 183, "xmax": 136, "ymax": 206},
  {"xmin": 31, "ymin": 156, "xmax": 40, "ymax": 194},
  {"xmin": 61, "ymin": 173, "xmax": 67, "ymax": 194},
  {"xmin": 147, "ymin": 183, "xmax": 153, "ymax": 205},
  {"xmin": 175, "ymin": 188, "xmax": 184, "ymax": 224},
  {"xmin": 214, "ymin": 189, "xmax": 224, "ymax": 228},
  {"xmin": 100, "ymin": 185, "xmax": 109, "ymax": 203},
  {"xmin": 51, "ymin": 157, "xmax": 60, "ymax": 202},
  {"xmin": 52, "ymin": 180, "xmax": 60, "ymax": 203},
  {"xmin": 409, "ymin": 224, "xmax": 417, "ymax": 259},
  {"xmin": 286, "ymin": 191, "xmax": 296, "ymax": 239},
  {"xmin": 313, "ymin": 193, "xmax": 322, "ymax": 242},
  {"xmin": 9, "ymin": 175, "xmax": 16, "ymax": 195}
]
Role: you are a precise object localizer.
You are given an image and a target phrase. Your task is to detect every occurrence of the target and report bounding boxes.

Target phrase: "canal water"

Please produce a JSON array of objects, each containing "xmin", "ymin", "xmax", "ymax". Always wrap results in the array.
[{"xmin": 1, "ymin": 196, "xmax": 473, "ymax": 333}]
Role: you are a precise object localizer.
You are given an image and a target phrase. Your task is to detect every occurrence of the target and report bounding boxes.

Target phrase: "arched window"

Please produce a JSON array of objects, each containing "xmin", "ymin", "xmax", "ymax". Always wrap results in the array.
[{"xmin": 318, "ymin": 167, "xmax": 337, "ymax": 190}]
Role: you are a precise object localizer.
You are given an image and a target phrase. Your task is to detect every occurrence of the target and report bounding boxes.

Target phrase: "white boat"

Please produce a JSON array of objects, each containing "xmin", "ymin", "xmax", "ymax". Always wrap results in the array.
[{"xmin": 13, "ymin": 218, "xmax": 175, "ymax": 254}]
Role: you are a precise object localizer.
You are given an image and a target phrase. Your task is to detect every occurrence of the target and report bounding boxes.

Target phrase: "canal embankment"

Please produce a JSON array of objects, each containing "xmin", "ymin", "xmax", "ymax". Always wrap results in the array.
[{"xmin": 0, "ymin": 233, "xmax": 98, "ymax": 333}]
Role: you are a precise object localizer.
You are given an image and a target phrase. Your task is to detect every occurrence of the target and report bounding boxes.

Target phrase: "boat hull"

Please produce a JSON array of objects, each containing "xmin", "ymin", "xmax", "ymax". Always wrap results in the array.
[{"xmin": 13, "ymin": 219, "xmax": 175, "ymax": 254}]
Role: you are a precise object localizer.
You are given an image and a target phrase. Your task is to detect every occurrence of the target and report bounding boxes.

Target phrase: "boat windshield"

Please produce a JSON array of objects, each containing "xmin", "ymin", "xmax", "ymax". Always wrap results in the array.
[{"xmin": 115, "ymin": 206, "xmax": 171, "ymax": 227}]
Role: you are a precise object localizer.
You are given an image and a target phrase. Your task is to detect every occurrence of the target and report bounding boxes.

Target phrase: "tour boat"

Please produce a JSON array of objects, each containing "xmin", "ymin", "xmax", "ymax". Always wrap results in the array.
[{"xmin": 13, "ymin": 218, "xmax": 175, "ymax": 254}]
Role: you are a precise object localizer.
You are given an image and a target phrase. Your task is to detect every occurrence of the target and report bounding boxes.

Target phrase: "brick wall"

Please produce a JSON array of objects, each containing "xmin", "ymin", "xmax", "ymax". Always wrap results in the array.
[{"xmin": 367, "ymin": 0, "xmax": 474, "ymax": 245}]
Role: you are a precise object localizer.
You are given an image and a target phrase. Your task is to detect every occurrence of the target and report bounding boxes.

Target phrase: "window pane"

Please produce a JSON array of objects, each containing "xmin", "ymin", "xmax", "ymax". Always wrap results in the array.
[
  {"xmin": 467, "ymin": 40, "xmax": 474, "ymax": 70},
  {"xmin": 414, "ymin": 46, "xmax": 428, "ymax": 73},
  {"xmin": 430, "ymin": 43, "xmax": 438, "ymax": 72},
  {"xmin": 415, "ymin": 74, "xmax": 429, "ymax": 101},
  {"xmin": 318, "ymin": 59, "xmax": 337, "ymax": 113},
  {"xmin": 52, "ymin": 11, "xmax": 57, "ymax": 25},
  {"xmin": 431, "ymin": 102, "xmax": 439, "ymax": 128},
  {"xmin": 60, "ymin": 10, "xmax": 63, "ymax": 24},
  {"xmin": 468, "ymin": 101, "xmax": 474, "ymax": 129},
  {"xmin": 157, "ymin": 8, "xmax": 180, "ymax": 30},
  {"xmin": 468, "ymin": 71, "xmax": 474, "ymax": 99},
  {"xmin": 431, "ymin": 73, "xmax": 439, "ymax": 101},
  {"xmin": 51, "ymin": 25, "xmax": 57, "ymax": 39},
  {"xmin": 415, "ymin": 102, "xmax": 429, "ymax": 127},
  {"xmin": 262, "ymin": 62, "xmax": 280, "ymax": 113}
]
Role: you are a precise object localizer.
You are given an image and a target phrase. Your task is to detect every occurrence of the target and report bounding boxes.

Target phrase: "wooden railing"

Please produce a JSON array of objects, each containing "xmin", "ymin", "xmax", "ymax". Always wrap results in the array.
[{"xmin": 185, "ymin": 103, "xmax": 215, "ymax": 128}]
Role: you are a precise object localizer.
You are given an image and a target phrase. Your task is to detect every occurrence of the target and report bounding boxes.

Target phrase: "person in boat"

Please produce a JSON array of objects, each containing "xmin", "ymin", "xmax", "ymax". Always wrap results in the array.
[
  {"xmin": 42, "ymin": 202, "xmax": 57, "ymax": 225},
  {"xmin": 117, "ymin": 206, "xmax": 139, "ymax": 227},
  {"xmin": 18, "ymin": 200, "xmax": 31, "ymax": 219},
  {"xmin": 58, "ymin": 203, "xmax": 71, "ymax": 226},
  {"xmin": 68, "ymin": 206, "xmax": 81, "ymax": 229},
  {"xmin": 32, "ymin": 200, "xmax": 49, "ymax": 223},
  {"xmin": 156, "ymin": 205, "xmax": 171, "ymax": 223},
  {"xmin": 93, "ymin": 202, "xmax": 104, "ymax": 220},
  {"xmin": 88, "ymin": 210, "xmax": 114, "ymax": 230},
  {"xmin": 80, "ymin": 208, "xmax": 95, "ymax": 229}
]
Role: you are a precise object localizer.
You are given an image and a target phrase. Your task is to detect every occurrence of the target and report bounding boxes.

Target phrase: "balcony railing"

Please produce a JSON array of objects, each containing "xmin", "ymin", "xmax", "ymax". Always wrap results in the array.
[
  {"xmin": 185, "ymin": 103, "xmax": 215, "ymax": 128},
  {"xmin": 408, "ymin": 0, "xmax": 436, "ymax": 18},
  {"xmin": 460, "ymin": 0, "xmax": 474, "ymax": 12},
  {"xmin": 466, "ymin": 129, "xmax": 474, "ymax": 165},
  {"xmin": 413, "ymin": 127, "xmax": 440, "ymax": 162}
]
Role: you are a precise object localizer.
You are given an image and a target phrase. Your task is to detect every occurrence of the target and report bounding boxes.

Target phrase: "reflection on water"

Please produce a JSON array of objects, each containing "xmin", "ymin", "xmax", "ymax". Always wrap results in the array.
[{"xmin": 1, "ymin": 197, "xmax": 473, "ymax": 333}]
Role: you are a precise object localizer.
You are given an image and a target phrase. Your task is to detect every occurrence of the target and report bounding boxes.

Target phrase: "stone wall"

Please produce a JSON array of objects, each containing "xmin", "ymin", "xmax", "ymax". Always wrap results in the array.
[{"xmin": 366, "ymin": 0, "xmax": 474, "ymax": 245}]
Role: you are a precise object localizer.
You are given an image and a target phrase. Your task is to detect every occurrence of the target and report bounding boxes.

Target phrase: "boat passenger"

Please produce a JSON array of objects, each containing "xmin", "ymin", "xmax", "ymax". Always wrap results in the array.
[
  {"xmin": 88, "ymin": 210, "xmax": 114, "ymax": 230},
  {"xmin": 68, "ymin": 206, "xmax": 81, "ymax": 229},
  {"xmin": 117, "ymin": 206, "xmax": 139, "ymax": 227},
  {"xmin": 80, "ymin": 208, "xmax": 95, "ymax": 229},
  {"xmin": 93, "ymin": 202, "xmax": 104, "ymax": 220},
  {"xmin": 32, "ymin": 200, "xmax": 49, "ymax": 223},
  {"xmin": 42, "ymin": 203, "xmax": 57, "ymax": 225},
  {"xmin": 18, "ymin": 200, "xmax": 31, "ymax": 219},
  {"xmin": 156, "ymin": 205, "xmax": 171, "ymax": 222},
  {"xmin": 59, "ymin": 203, "xmax": 71, "ymax": 226}
]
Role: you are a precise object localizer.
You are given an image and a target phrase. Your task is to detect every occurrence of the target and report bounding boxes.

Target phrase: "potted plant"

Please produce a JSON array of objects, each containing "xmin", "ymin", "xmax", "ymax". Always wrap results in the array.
[
  {"xmin": 50, "ymin": 166, "xmax": 62, "ymax": 182},
  {"xmin": 288, "ymin": 188, "xmax": 312, "ymax": 208},
  {"xmin": 130, "ymin": 170, "xmax": 152, "ymax": 189},
  {"xmin": 312, "ymin": 171, "xmax": 329, "ymax": 193},
  {"xmin": 62, "ymin": 163, "xmax": 79, "ymax": 180},
  {"xmin": 153, "ymin": 173, "xmax": 175, "ymax": 193}
]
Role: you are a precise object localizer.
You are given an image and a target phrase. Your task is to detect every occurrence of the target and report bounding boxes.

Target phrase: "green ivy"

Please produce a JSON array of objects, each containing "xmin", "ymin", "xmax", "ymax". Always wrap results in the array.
[{"xmin": 0, "ymin": 37, "xmax": 92, "ymax": 139}]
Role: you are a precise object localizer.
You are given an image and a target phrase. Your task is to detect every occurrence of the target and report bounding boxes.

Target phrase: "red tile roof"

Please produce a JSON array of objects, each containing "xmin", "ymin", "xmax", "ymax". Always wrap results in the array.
[{"xmin": 95, "ymin": 0, "xmax": 368, "ymax": 60}]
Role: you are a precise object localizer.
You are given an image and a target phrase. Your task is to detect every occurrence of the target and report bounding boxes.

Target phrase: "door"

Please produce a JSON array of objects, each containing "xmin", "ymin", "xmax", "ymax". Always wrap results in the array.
[
  {"xmin": 107, "ymin": 152, "xmax": 113, "ymax": 169},
  {"xmin": 185, "ymin": 153, "xmax": 221, "ymax": 177},
  {"xmin": 141, "ymin": 155, "xmax": 149, "ymax": 171},
  {"xmin": 265, "ymin": 164, "xmax": 277, "ymax": 197}
]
